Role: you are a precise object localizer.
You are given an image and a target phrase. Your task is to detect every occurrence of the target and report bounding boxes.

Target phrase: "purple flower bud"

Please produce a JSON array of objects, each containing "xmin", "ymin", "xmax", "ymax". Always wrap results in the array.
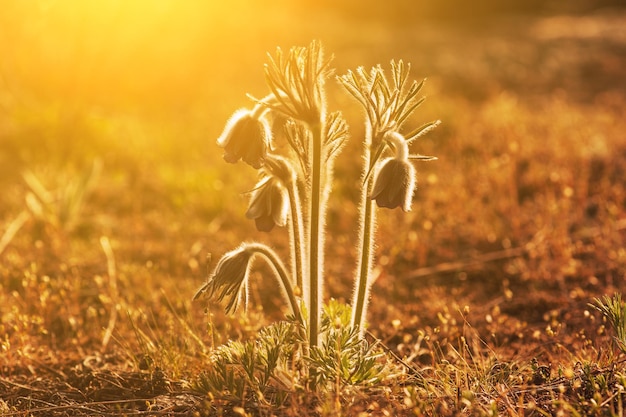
[
  {"xmin": 217, "ymin": 109, "xmax": 271, "ymax": 169},
  {"xmin": 245, "ymin": 178, "xmax": 288, "ymax": 232},
  {"xmin": 370, "ymin": 157, "xmax": 416, "ymax": 212}
]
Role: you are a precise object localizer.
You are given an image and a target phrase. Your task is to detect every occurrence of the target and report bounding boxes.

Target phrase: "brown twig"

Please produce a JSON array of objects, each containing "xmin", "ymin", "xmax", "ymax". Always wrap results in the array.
[
  {"xmin": 407, "ymin": 246, "xmax": 526, "ymax": 279},
  {"xmin": 408, "ymin": 218, "xmax": 626, "ymax": 280},
  {"xmin": 100, "ymin": 236, "xmax": 119, "ymax": 352},
  {"xmin": 0, "ymin": 394, "xmax": 200, "ymax": 416}
]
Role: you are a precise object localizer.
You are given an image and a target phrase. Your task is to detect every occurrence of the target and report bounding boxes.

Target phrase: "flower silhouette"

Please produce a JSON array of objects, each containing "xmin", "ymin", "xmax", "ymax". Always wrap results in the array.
[
  {"xmin": 192, "ymin": 246, "xmax": 253, "ymax": 314},
  {"xmin": 217, "ymin": 108, "xmax": 271, "ymax": 169},
  {"xmin": 246, "ymin": 178, "xmax": 288, "ymax": 232},
  {"xmin": 370, "ymin": 157, "xmax": 416, "ymax": 212}
]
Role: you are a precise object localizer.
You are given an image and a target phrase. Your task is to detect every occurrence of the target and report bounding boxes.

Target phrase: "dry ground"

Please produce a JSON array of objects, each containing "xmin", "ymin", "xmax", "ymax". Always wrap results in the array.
[{"xmin": 1, "ymin": 2, "xmax": 626, "ymax": 415}]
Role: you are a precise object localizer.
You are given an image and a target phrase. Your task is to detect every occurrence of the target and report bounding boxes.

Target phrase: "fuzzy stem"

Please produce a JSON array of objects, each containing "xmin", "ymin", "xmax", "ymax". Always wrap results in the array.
[
  {"xmin": 287, "ymin": 180, "xmax": 305, "ymax": 296},
  {"xmin": 351, "ymin": 127, "xmax": 378, "ymax": 336},
  {"xmin": 248, "ymin": 243, "xmax": 304, "ymax": 326},
  {"xmin": 250, "ymin": 102, "xmax": 269, "ymax": 119},
  {"xmin": 386, "ymin": 131, "xmax": 409, "ymax": 161},
  {"xmin": 352, "ymin": 191, "xmax": 376, "ymax": 335},
  {"xmin": 308, "ymin": 121, "xmax": 323, "ymax": 347}
]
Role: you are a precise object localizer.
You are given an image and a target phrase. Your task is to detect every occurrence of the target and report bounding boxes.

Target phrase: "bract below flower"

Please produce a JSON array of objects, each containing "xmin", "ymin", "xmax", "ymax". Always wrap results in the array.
[
  {"xmin": 192, "ymin": 246, "xmax": 253, "ymax": 314},
  {"xmin": 245, "ymin": 178, "xmax": 288, "ymax": 232},
  {"xmin": 370, "ymin": 157, "xmax": 416, "ymax": 212},
  {"xmin": 217, "ymin": 108, "xmax": 271, "ymax": 169}
]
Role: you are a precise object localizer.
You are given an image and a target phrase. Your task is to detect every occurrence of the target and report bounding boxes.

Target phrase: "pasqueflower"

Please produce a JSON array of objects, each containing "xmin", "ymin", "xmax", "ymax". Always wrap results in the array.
[
  {"xmin": 245, "ymin": 178, "xmax": 288, "ymax": 232},
  {"xmin": 217, "ymin": 108, "xmax": 271, "ymax": 169},
  {"xmin": 192, "ymin": 245, "xmax": 253, "ymax": 313},
  {"xmin": 370, "ymin": 157, "xmax": 416, "ymax": 212}
]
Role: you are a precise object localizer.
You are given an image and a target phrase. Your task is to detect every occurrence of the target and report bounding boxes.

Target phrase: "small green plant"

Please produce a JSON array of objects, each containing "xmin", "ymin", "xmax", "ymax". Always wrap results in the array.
[
  {"xmin": 193, "ymin": 40, "xmax": 438, "ymax": 396},
  {"xmin": 592, "ymin": 293, "xmax": 626, "ymax": 355},
  {"xmin": 194, "ymin": 320, "xmax": 302, "ymax": 405},
  {"xmin": 308, "ymin": 300, "xmax": 387, "ymax": 389}
]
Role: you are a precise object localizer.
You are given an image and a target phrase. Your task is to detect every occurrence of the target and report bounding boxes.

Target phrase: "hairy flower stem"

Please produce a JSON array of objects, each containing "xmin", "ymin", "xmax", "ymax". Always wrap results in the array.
[
  {"xmin": 248, "ymin": 243, "xmax": 304, "ymax": 326},
  {"xmin": 287, "ymin": 180, "xmax": 305, "ymax": 295},
  {"xmin": 308, "ymin": 121, "xmax": 323, "ymax": 347},
  {"xmin": 351, "ymin": 128, "xmax": 378, "ymax": 336},
  {"xmin": 352, "ymin": 190, "xmax": 376, "ymax": 334}
]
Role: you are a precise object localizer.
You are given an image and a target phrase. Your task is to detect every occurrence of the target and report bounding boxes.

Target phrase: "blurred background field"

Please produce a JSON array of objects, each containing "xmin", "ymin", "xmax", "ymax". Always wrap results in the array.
[{"xmin": 1, "ymin": 0, "xmax": 626, "ymax": 412}]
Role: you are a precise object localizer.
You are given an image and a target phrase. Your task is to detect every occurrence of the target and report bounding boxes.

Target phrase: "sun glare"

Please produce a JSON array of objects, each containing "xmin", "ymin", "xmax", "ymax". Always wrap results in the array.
[{"xmin": 2, "ymin": 0, "xmax": 271, "ymax": 111}]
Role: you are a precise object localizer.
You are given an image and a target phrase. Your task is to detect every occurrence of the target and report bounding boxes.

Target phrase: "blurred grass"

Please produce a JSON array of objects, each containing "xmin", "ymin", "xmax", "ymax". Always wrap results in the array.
[{"xmin": 1, "ymin": 0, "xmax": 626, "ymax": 403}]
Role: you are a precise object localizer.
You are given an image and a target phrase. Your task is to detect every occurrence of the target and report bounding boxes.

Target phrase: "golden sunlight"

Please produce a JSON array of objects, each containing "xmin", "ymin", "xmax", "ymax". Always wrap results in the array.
[{"xmin": 1, "ymin": 0, "xmax": 279, "ymax": 111}]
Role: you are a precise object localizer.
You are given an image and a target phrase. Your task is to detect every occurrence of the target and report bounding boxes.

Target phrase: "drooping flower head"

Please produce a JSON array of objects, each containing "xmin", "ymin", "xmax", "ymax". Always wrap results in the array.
[
  {"xmin": 370, "ymin": 131, "xmax": 416, "ymax": 212},
  {"xmin": 370, "ymin": 157, "xmax": 416, "ymax": 212},
  {"xmin": 217, "ymin": 107, "xmax": 271, "ymax": 169},
  {"xmin": 245, "ymin": 177, "xmax": 289, "ymax": 232},
  {"xmin": 192, "ymin": 245, "xmax": 253, "ymax": 314}
]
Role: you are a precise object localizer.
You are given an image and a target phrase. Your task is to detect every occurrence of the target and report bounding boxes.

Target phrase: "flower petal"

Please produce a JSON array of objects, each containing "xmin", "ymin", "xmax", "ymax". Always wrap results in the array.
[
  {"xmin": 217, "ymin": 109, "xmax": 270, "ymax": 169},
  {"xmin": 370, "ymin": 158, "xmax": 415, "ymax": 211}
]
